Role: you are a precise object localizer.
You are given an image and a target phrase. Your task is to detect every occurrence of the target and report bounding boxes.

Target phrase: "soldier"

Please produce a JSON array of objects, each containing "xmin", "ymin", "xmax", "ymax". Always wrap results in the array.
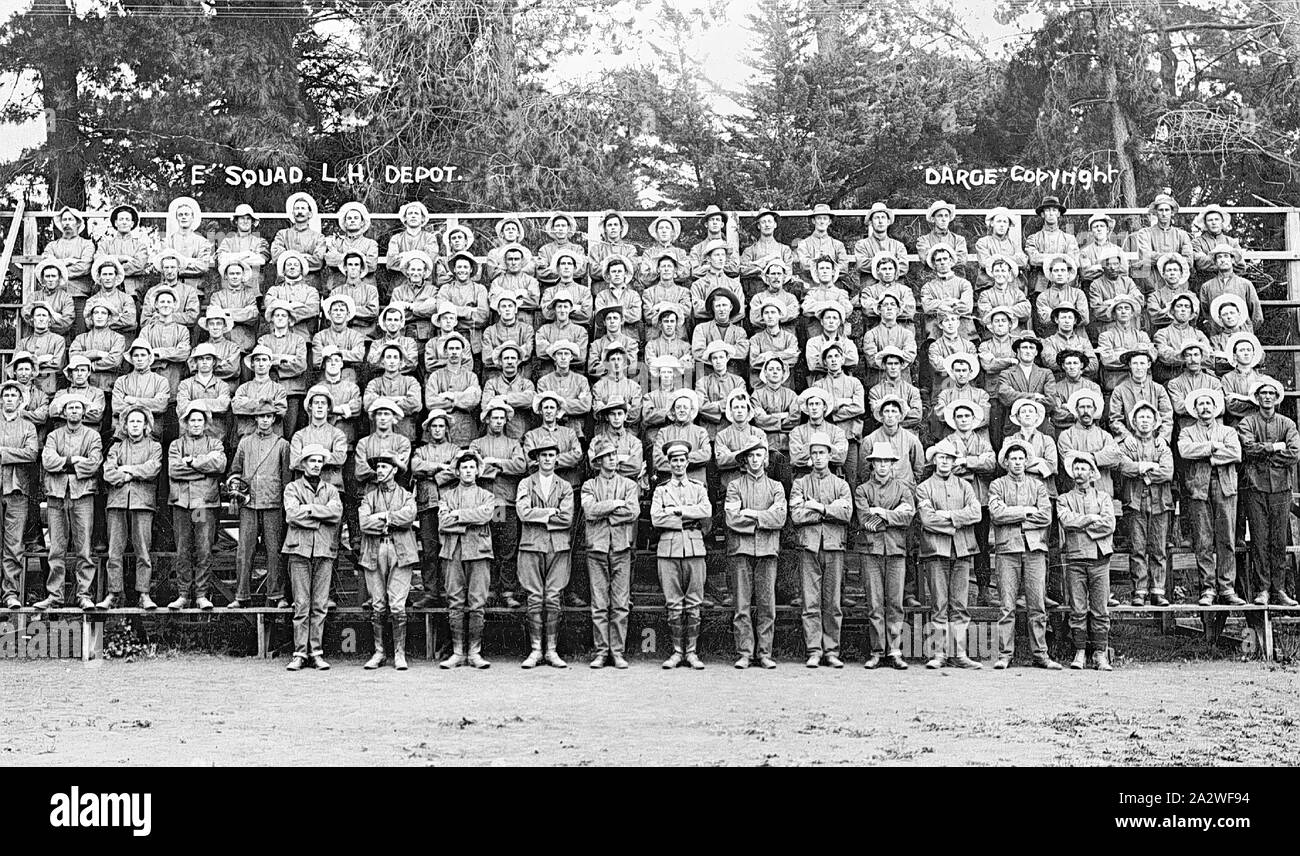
[
  {"xmin": 1117, "ymin": 401, "xmax": 1175, "ymax": 606},
  {"xmin": 357, "ymin": 450, "xmax": 419, "ymax": 670},
  {"xmin": 996, "ymin": 333, "xmax": 1057, "ymax": 439},
  {"xmin": 855, "ymin": 441, "xmax": 916, "ymax": 670},
  {"xmin": 437, "ymin": 448, "xmax": 498, "ymax": 669},
  {"xmin": 640, "ymin": 216, "xmax": 689, "ymax": 287},
  {"xmin": 368, "ymin": 342, "xmax": 423, "ymax": 441},
  {"xmin": 323, "ymin": 201, "xmax": 379, "ymax": 295},
  {"xmin": 975, "ymin": 208, "xmax": 1028, "ymax": 291},
  {"xmin": 482, "ymin": 295, "xmax": 535, "ymax": 377},
  {"xmin": 282, "ymin": 444, "xmax": 343, "ymax": 671},
  {"xmin": 691, "ymin": 289, "xmax": 749, "ymax": 380},
  {"xmin": 1176, "ymin": 388, "xmax": 1245, "ymax": 606},
  {"xmin": 988, "ymin": 438, "xmax": 1060, "ymax": 670},
  {"xmin": 1191, "ymin": 205, "xmax": 1243, "ymax": 276},
  {"xmin": 1056, "ymin": 389, "xmax": 1122, "ymax": 497},
  {"xmin": 1041, "ymin": 308, "xmax": 1098, "ymax": 379},
  {"xmin": 84, "ymin": 257, "xmax": 137, "ymax": 337},
  {"xmin": 208, "ymin": 260, "xmax": 261, "ymax": 353},
  {"xmin": 589, "ymin": 211, "xmax": 641, "ymax": 282},
  {"xmin": 751, "ymin": 356, "xmax": 799, "ymax": 485},
  {"xmin": 1154, "ymin": 293, "xmax": 1211, "ymax": 386},
  {"xmin": 1096, "ymin": 296, "xmax": 1154, "ymax": 394},
  {"xmin": 410, "ymin": 409, "xmax": 458, "ymax": 608},
  {"xmin": 290, "ymin": 385, "xmax": 350, "ymax": 569},
  {"xmin": 582, "ymin": 437, "xmax": 640, "ymax": 670},
  {"xmin": 534, "ymin": 294, "xmax": 590, "ymax": 374},
  {"xmin": 227, "ymin": 406, "xmax": 291, "ymax": 609},
  {"xmin": 0, "ymin": 381, "xmax": 38, "ymax": 609},
  {"xmin": 71, "ymin": 303, "xmax": 128, "ymax": 408},
  {"xmin": 482, "ymin": 343, "xmax": 535, "ymax": 440},
  {"xmin": 537, "ymin": 213, "xmax": 589, "ymax": 284},
  {"xmin": 651, "ymin": 389, "xmax": 711, "ymax": 484},
  {"xmin": 96, "ymin": 203, "xmax": 151, "ymax": 299},
  {"xmin": 515, "ymin": 442, "xmax": 576, "ymax": 668},
  {"xmin": 588, "ymin": 310, "xmax": 639, "ymax": 382},
  {"xmin": 166, "ymin": 401, "xmax": 227, "ymax": 609},
  {"xmin": 1057, "ymin": 450, "xmax": 1116, "ymax": 670},
  {"xmin": 790, "ymin": 432, "xmax": 853, "ymax": 668},
  {"xmin": 920, "ymin": 246, "xmax": 975, "ymax": 341},
  {"xmin": 1237, "ymin": 377, "xmax": 1300, "ymax": 605},
  {"xmin": 651, "ymin": 439, "xmax": 712, "ymax": 670},
  {"xmin": 748, "ymin": 258, "xmax": 801, "ymax": 335},
  {"xmin": 99, "ymin": 405, "xmax": 162, "ymax": 609},
  {"xmin": 265, "ymin": 251, "xmax": 322, "ymax": 341},
  {"xmin": 724, "ymin": 437, "xmax": 787, "ymax": 669},
  {"xmin": 34, "ymin": 394, "xmax": 102, "ymax": 610},
  {"xmin": 231, "ymin": 345, "xmax": 289, "ymax": 438},
  {"xmin": 1108, "ymin": 351, "xmax": 1173, "ymax": 443},
  {"xmin": 313, "ymin": 296, "xmax": 367, "ymax": 384},
  {"xmin": 28, "ymin": 259, "xmax": 76, "ymax": 337},
  {"xmin": 594, "ymin": 256, "xmax": 644, "ymax": 339},
  {"xmin": 469, "ymin": 400, "xmax": 528, "ymax": 608},
  {"xmin": 271, "ymin": 192, "xmax": 327, "ymax": 293},
  {"xmin": 804, "ymin": 303, "xmax": 858, "ymax": 377},
  {"xmin": 42, "ymin": 207, "xmax": 96, "ymax": 316},
  {"xmin": 387, "ymin": 202, "xmax": 441, "ymax": 276},
  {"xmin": 8, "ymin": 353, "xmax": 49, "ymax": 553},
  {"xmin": 390, "ymin": 251, "xmax": 441, "ymax": 344},
  {"xmin": 541, "ymin": 250, "xmax": 593, "ymax": 326},
  {"xmin": 976, "ymin": 256, "xmax": 1032, "ymax": 334},
  {"xmin": 1220, "ymin": 332, "xmax": 1265, "ymax": 423},
  {"xmin": 813, "ymin": 343, "xmax": 866, "ymax": 486},
  {"xmin": 329, "ymin": 252, "xmax": 381, "ymax": 339},
  {"xmin": 142, "ymin": 251, "xmax": 203, "ymax": 330},
  {"xmin": 1080, "ymin": 213, "xmax": 1129, "ymax": 283},
  {"xmin": 1200, "ymin": 244, "xmax": 1262, "ymax": 336},
  {"xmin": 1131, "ymin": 194, "xmax": 1193, "ymax": 290},
  {"xmin": 916, "ymin": 200, "xmax": 969, "ymax": 276},
  {"xmin": 1024, "ymin": 196, "xmax": 1079, "ymax": 294},
  {"xmin": 739, "ymin": 209, "xmax": 795, "ymax": 296},
  {"xmin": 177, "ymin": 343, "xmax": 233, "ymax": 444},
  {"xmin": 748, "ymin": 301, "xmax": 799, "ymax": 386},
  {"xmin": 854, "ymin": 203, "xmax": 911, "ymax": 289},
  {"xmin": 214, "ymin": 204, "xmax": 270, "ymax": 296},
  {"xmin": 18, "ymin": 302, "xmax": 67, "ymax": 397}
]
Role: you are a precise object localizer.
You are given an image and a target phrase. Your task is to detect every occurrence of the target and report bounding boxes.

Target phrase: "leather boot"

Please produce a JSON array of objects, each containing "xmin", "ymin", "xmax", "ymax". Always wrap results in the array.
[
  {"xmin": 544, "ymin": 613, "xmax": 567, "ymax": 668},
  {"xmin": 95, "ymin": 592, "xmax": 119, "ymax": 610},
  {"xmin": 466, "ymin": 614, "xmax": 491, "ymax": 669},
  {"xmin": 1070, "ymin": 649, "xmax": 1087, "ymax": 669},
  {"xmin": 1092, "ymin": 650, "xmax": 1113, "ymax": 671},
  {"xmin": 661, "ymin": 614, "xmax": 684, "ymax": 669},
  {"xmin": 392, "ymin": 614, "xmax": 408, "ymax": 670},
  {"xmin": 520, "ymin": 610, "xmax": 543, "ymax": 669},
  {"xmin": 683, "ymin": 612, "xmax": 704, "ymax": 670},
  {"xmin": 363, "ymin": 614, "xmax": 387, "ymax": 669},
  {"xmin": 439, "ymin": 620, "xmax": 467, "ymax": 669}
]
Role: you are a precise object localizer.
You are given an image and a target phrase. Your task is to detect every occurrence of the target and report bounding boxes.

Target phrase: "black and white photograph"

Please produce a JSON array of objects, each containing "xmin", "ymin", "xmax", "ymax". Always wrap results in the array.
[{"xmin": 0, "ymin": 0, "xmax": 1298, "ymax": 793}]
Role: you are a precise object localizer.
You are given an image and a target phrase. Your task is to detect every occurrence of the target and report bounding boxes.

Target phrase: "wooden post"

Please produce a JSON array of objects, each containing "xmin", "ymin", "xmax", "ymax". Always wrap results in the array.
[
  {"xmin": 1260, "ymin": 609, "xmax": 1274, "ymax": 662},
  {"xmin": 256, "ymin": 613, "xmax": 269, "ymax": 658},
  {"xmin": 1287, "ymin": 212, "xmax": 1300, "ymax": 593}
]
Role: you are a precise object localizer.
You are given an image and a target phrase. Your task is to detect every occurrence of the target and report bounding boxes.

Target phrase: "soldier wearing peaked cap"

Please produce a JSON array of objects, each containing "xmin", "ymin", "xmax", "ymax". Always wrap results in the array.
[
  {"xmin": 582, "ymin": 436, "xmax": 641, "ymax": 669},
  {"xmin": 652, "ymin": 439, "xmax": 712, "ymax": 670},
  {"xmin": 1237, "ymin": 377, "xmax": 1300, "ymax": 606},
  {"xmin": 1057, "ymin": 450, "xmax": 1116, "ymax": 670},
  {"xmin": 854, "ymin": 441, "xmax": 915, "ymax": 670},
  {"xmin": 282, "ymin": 444, "xmax": 343, "ymax": 672},
  {"xmin": 790, "ymin": 431, "xmax": 853, "ymax": 669}
]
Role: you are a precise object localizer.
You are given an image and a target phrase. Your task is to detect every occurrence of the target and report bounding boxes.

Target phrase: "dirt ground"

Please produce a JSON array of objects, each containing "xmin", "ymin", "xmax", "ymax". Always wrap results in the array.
[{"xmin": 2, "ymin": 656, "xmax": 1297, "ymax": 766}]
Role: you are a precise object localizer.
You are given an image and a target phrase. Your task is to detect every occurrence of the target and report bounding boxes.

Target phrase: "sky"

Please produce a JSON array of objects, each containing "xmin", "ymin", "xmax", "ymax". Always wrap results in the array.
[{"xmin": 0, "ymin": 0, "xmax": 1031, "ymax": 163}]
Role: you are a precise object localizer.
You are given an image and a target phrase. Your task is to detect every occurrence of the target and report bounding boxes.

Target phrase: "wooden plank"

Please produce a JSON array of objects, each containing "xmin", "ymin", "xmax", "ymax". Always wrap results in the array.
[
  {"xmin": 0, "ymin": 198, "xmax": 26, "ymax": 279},
  {"xmin": 1262, "ymin": 609, "xmax": 1274, "ymax": 661},
  {"xmin": 256, "ymin": 614, "xmax": 268, "ymax": 658}
]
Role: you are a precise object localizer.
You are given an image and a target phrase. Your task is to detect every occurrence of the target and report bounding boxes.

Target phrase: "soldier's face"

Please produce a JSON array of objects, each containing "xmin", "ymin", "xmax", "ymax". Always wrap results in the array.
[
  {"xmin": 194, "ymin": 355, "xmax": 215, "ymax": 374},
  {"xmin": 31, "ymin": 309, "xmax": 50, "ymax": 332},
  {"xmin": 292, "ymin": 201, "xmax": 312, "ymax": 222},
  {"xmin": 712, "ymin": 295, "xmax": 731, "ymax": 321},
  {"xmin": 557, "ymin": 258, "xmax": 575, "ymax": 278},
  {"xmin": 114, "ymin": 211, "xmax": 134, "ymax": 232},
  {"xmin": 482, "ymin": 411, "xmax": 505, "ymax": 434},
  {"xmin": 551, "ymin": 220, "xmax": 571, "ymax": 241},
  {"xmin": 990, "ymin": 215, "xmax": 1011, "ymax": 237},
  {"xmin": 97, "ymin": 266, "xmax": 121, "ymax": 289},
  {"xmin": 659, "ymin": 313, "xmax": 677, "ymax": 336},
  {"xmin": 553, "ymin": 349, "xmax": 572, "ymax": 370},
  {"xmin": 60, "ymin": 212, "xmax": 80, "ymax": 234},
  {"xmin": 1172, "ymin": 300, "xmax": 1193, "ymax": 323},
  {"xmin": 324, "ymin": 354, "xmax": 344, "ymax": 376},
  {"xmin": 41, "ymin": 268, "xmax": 60, "ymax": 289},
  {"xmin": 303, "ymin": 456, "xmax": 325, "ymax": 477},
  {"xmin": 536, "ymin": 449, "xmax": 558, "ymax": 472},
  {"xmin": 654, "ymin": 222, "xmax": 673, "ymax": 242},
  {"xmin": 668, "ymin": 453, "xmax": 688, "ymax": 476},
  {"xmin": 1214, "ymin": 252, "xmax": 1234, "ymax": 272},
  {"xmin": 449, "ymin": 232, "xmax": 469, "ymax": 252},
  {"xmin": 1016, "ymin": 404, "xmax": 1038, "ymax": 428},
  {"xmin": 1042, "ymin": 207, "xmax": 1060, "ymax": 225},
  {"xmin": 1101, "ymin": 256, "xmax": 1122, "ymax": 278},
  {"xmin": 603, "ymin": 312, "xmax": 622, "ymax": 334},
  {"xmin": 1091, "ymin": 221, "xmax": 1110, "ymax": 242},
  {"xmin": 1017, "ymin": 343, "xmax": 1037, "ymax": 362},
  {"xmin": 607, "ymin": 408, "xmax": 626, "ymax": 429},
  {"xmin": 252, "ymin": 354, "xmax": 271, "ymax": 375},
  {"xmin": 1114, "ymin": 302, "xmax": 1133, "ymax": 323},
  {"xmin": 1005, "ymin": 450, "xmax": 1027, "ymax": 476},
  {"xmin": 727, "ymin": 398, "xmax": 749, "ymax": 422},
  {"xmin": 940, "ymin": 314, "xmax": 959, "ymax": 335},
  {"xmin": 381, "ymin": 310, "xmax": 403, "ymax": 332},
  {"xmin": 1, "ymin": 389, "xmax": 19, "ymax": 412},
  {"xmin": 990, "ymin": 315, "xmax": 1010, "ymax": 336},
  {"xmin": 1056, "ymin": 312, "xmax": 1075, "ymax": 333},
  {"xmin": 931, "ymin": 210, "xmax": 952, "ymax": 230},
  {"xmin": 1160, "ymin": 261, "xmax": 1183, "ymax": 285},
  {"xmin": 756, "ymin": 214, "xmax": 776, "ymax": 235},
  {"xmin": 604, "ymin": 219, "xmax": 622, "ymax": 240},
  {"xmin": 658, "ymin": 260, "xmax": 677, "ymax": 281},
  {"xmin": 871, "ymin": 458, "xmax": 892, "ymax": 478},
  {"xmin": 156, "ymin": 294, "xmax": 176, "ymax": 317},
  {"xmin": 953, "ymin": 409, "xmax": 973, "ymax": 431},
  {"xmin": 273, "ymin": 308, "xmax": 292, "ymax": 329},
  {"xmin": 69, "ymin": 365, "xmax": 89, "ymax": 385},
  {"xmin": 879, "ymin": 298, "xmax": 899, "ymax": 322},
  {"xmin": 374, "ymin": 410, "xmax": 394, "ymax": 430},
  {"xmin": 235, "ymin": 215, "xmax": 253, "ymax": 233},
  {"xmin": 1062, "ymin": 356, "xmax": 1083, "ymax": 380},
  {"xmin": 1071, "ymin": 461, "xmax": 1092, "ymax": 486},
  {"xmin": 825, "ymin": 349, "xmax": 844, "ymax": 373},
  {"xmin": 870, "ymin": 212, "xmax": 890, "ymax": 231},
  {"xmin": 344, "ymin": 258, "xmax": 364, "ymax": 279},
  {"xmin": 821, "ymin": 311, "xmax": 841, "ymax": 333},
  {"xmin": 328, "ymin": 303, "xmax": 348, "ymax": 325},
  {"xmin": 205, "ymin": 316, "xmax": 229, "ymax": 337},
  {"xmin": 706, "ymin": 214, "xmax": 724, "ymax": 234},
  {"xmin": 161, "ymin": 259, "xmax": 180, "ymax": 280},
  {"xmin": 498, "ymin": 299, "xmax": 517, "ymax": 322},
  {"xmin": 175, "ymin": 207, "xmax": 194, "ymax": 228},
  {"xmin": 456, "ymin": 460, "xmax": 478, "ymax": 483},
  {"xmin": 444, "ymin": 341, "xmax": 463, "ymax": 365},
  {"xmin": 343, "ymin": 210, "xmax": 363, "ymax": 232},
  {"xmin": 597, "ymin": 454, "xmax": 618, "ymax": 475},
  {"xmin": 540, "ymin": 400, "xmax": 559, "ymax": 422},
  {"xmin": 607, "ymin": 263, "xmax": 627, "ymax": 286},
  {"xmin": 429, "ymin": 419, "xmax": 447, "ymax": 440},
  {"xmin": 1129, "ymin": 355, "xmax": 1150, "ymax": 379},
  {"xmin": 283, "ymin": 257, "xmax": 303, "ymax": 279},
  {"xmin": 374, "ymin": 461, "xmax": 396, "ymax": 483},
  {"xmin": 1257, "ymin": 388, "xmax": 1279, "ymax": 409},
  {"xmin": 225, "ymin": 265, "xmax": 245, "ymax": 286},
  {"xmin": 62, "ymin": 401, "xmax": 85, "ymax": 424},
  {"xmin": 671, "ymin": 399, "xmax": 691, "ymax": 422},
  {"xmin": 657, "ymin": 367, "xmax": 677, "ymax": 386},
  {"xmin": 12, "ymin": 364, "xmax": 32, "ymax": 383},
  {"xmin": 310, "ymin": 397, "xmax": 329, "ymax": 420},
  {"xmin": 607, "ymin": 354, "xmax": 627, "ymax": 376},
  {"xmin": 931, "ymin": 252, "xmax": 952, "ymax": 274},
  {"xmin": 814, "ymin": 261, "xmax": 834, "ymax": 283},
  {"xmin": 1183, "ymin": 347, "xmax": 1203, "ymax": 370},
  {"xmin": 129, "ymin": 349, "xmax": 150, "ymax": 370},
  {"xmin": 707, "ymin": 249, "xmax": 727, "ymax": 269},
  {"xmin": 501, "ymin": 222, "xmax": 521, "ymax": 242},
  {"xmin": 745, "ymin": 448, "xmax": 766, "ymax": 474},
  {"xmin": 403, "ymin": 209, "xmax": 424, "ymax": 228},
  {"xmin": 933, "ymin": 452, "xmax": 954, "ymax": 476},
  {"xmin": 500, "ymin": 351, "xmax": 519, "ymax": 374},
  {"xmin": 125, "ymin": 411, "xmax": 146, "ymax": 439},
  {"xmin": 1233, "ymin": 341, "xmax": 1254, "ymax": 366},
  {"xmin": 1154, "ymin": 204, "xmax": 1173, "ymax": 226},
  {"xmin": 1049, "ymin": 262, "xmax": 1072, "ymax": 284},
  {"xmin": 880, "ymin": 405, "xmax": 901, "ymax": 428},
  {"xmin": 255, "ymin": 412, "xmax": 275, "ymax": 431},
  {"xmin": 883, "ymin": 356, "xmax": 902, "ymax": 379},
  {"xmin": 874, "ymin": 260, "xmax": 896, "ymax": 282},
  {"xmin": 805, "ymin": 398, "xmax": 826, "ymax": 421},
  {"xmin": 810, "ymin": 446, "xmax": 830, "ymax": 470},
  {"xmin": 1203, "ymin": 212, "xmax": 1223, "ymax": 232},
  {"xmin": 553, "ymin": 301, "xmax": 571, "ymax": 322},
  {"xmin": 1194, "ymin": 397, "xmax": 1216, "ymax": 420},
  {"xmin": 709, "ymin": 352, "xmax": 729, "ymax": 374},
  {"xmin": 1076, "ymin": 399, "xmax": 1095, "ymax": 424},
  {"xmin": 811, "ymin": 214, "xmax": 831, "ymax": 232},
  {"xmin": 186, "ymin": 412, "xmax": 207, "ymax": 436},
  {"xmin": 504, "ymin": 251, "xmax": 522, "ymax": 273},
  {"xmin": 951, "ymin": 362, "xmax": 971, "ymax": 384},
  {"xmin": 990, "ymin": 262, "xmax": 1011, "ymax": 284}
]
